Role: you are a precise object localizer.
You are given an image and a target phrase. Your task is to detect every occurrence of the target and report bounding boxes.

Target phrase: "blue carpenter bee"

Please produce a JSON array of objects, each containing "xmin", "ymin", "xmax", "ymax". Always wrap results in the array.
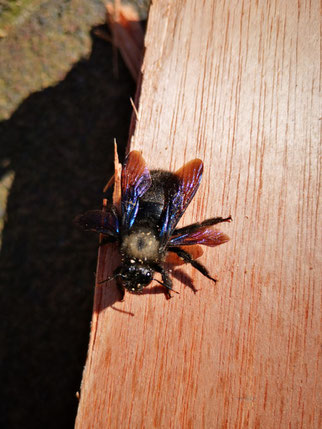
[{"xmin": 76, "ymin": 151, "xmax": 231, "ymax": 299}]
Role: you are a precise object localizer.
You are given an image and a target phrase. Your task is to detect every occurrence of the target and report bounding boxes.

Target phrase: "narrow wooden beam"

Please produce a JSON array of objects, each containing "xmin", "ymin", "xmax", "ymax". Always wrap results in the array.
[{"xmin": 75, "ymin": 1, "xmax": 320, "ymax": 427}]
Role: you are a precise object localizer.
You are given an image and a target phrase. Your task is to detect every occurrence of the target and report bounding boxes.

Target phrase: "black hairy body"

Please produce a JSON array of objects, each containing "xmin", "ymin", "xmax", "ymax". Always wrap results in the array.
[
  {"xmin": 76, "ymin": 152, "xmax": 231, "ymax": 299},
  {"xmin": 136, "ymin": 170, "xmax": 175, "ymax": 225}
]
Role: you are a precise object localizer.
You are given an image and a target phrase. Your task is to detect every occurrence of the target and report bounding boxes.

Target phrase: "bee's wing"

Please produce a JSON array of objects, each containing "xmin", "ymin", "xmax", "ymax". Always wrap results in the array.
[
  {"xmin": 121, "ymin": 151, "xmax": 152, "ymax": 229},
  {"xmin": 159, "ymin": 159, "xmax": 203, "ymax": 246},
  {"xmin": 169, "ymin": 226, "xmax": 230, "ymax": 247},
  {"xmin": 75, "ymin": 208, "xmax": 119, "ymax": 237}
]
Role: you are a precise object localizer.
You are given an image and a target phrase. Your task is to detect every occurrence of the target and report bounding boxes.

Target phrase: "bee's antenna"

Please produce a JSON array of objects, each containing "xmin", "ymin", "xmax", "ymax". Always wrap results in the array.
[
  {"xmin": 154, "ymin": 279, "xmax": 179, "ymax": 294},
  {"xmin": 98, "ymin": 273, "xmax": 121, "ymax": 285}
]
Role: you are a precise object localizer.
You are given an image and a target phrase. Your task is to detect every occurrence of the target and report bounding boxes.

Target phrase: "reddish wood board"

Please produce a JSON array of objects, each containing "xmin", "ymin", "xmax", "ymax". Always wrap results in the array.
[{"xmin": 75, "ymin": 1, "xmax": 321, "ymax": 427}]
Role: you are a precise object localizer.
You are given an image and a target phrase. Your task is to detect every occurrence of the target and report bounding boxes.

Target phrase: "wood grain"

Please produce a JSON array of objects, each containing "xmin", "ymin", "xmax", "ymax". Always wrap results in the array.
[{"xmin": 75, "ymin": 0, "xmax": 320, "ymax": 427}]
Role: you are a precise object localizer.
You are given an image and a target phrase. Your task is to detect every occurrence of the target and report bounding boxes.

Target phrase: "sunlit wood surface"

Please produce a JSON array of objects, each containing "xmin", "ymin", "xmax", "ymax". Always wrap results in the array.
[{"xmin": 75, "ymin": 1, "xmax": 320, "ymax": 427}]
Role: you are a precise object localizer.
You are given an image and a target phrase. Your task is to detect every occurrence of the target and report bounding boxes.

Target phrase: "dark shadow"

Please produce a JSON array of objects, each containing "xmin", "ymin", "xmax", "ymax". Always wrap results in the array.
[
  {"xmin": 141, "ymin": 284, "xmax": 176, "ymax": 297},
  {"xmin": 171, "ymin": 268, "xmax": 199, "ymax": 294},
  {"xmin": 0, "ymin": 28, "xmax": 135, "ymax": 429},
  {"xmin": 110, "ymin": 305, "xmax": 135, "ymax": 316}
]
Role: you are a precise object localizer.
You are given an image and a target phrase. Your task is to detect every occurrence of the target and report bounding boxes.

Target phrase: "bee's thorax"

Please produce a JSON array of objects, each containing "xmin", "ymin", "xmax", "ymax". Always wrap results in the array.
[{"xmin": 121, "ymin": 228, "xmax": 160, "ymax": 262}]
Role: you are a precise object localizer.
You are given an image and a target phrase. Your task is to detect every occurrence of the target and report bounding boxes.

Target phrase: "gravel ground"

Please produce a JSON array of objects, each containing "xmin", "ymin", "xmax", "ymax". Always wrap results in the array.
[{"xmin": 0, "ymin": 1, "xmax": 142, "ymax": 427}]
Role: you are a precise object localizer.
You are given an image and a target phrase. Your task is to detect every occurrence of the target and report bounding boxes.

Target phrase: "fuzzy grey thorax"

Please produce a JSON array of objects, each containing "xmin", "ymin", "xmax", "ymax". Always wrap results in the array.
[{"xmin": 121, "ymin": 228, "xmax": 161, "ymax": 262}]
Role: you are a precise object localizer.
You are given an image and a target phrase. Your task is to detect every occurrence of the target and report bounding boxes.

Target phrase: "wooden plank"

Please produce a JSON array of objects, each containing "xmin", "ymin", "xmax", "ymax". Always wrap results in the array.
[{"xmin": 75, "ymin": 0, "xmax": 320, "ymax": 427}]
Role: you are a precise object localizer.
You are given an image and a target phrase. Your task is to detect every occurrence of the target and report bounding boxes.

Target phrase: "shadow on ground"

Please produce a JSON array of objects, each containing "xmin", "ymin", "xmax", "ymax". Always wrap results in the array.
[{"xmin": 0, "ymin": 29, "xmax": 135, "ymax": 429}]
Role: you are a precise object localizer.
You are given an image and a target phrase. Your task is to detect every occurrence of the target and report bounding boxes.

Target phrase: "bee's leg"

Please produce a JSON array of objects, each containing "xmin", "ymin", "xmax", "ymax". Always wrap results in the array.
[
  {"xmin": 173, "ymin": 216, "xmax": 232, "ymax": 236},
  {"xmin": 200, "ymin": 215, "xmax": 232, "ymax": 227},
  {"xmin": 152, "ymin": 264, "xmax": 176, "ymax": 299},
  {"xmin": 99, "ymin": 266, "xmax": 125, "ymax": 300},
  {"xmin": 113, "ymin": 266, "xmax": 125, "ymax": 301},
  {"xmin": 114, "ymin": 270, "xmax": 125, "ymax": 301},
  {"xmin": 168, "ymin": 247, "xmax": 217, "ymax": 284}
]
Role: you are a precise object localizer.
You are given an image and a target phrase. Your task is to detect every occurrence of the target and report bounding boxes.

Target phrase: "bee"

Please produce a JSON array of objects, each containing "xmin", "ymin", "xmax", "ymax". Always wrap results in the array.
[{"xmin": 76, "ymin": 151, "xmax": 231, "ymax": 299}]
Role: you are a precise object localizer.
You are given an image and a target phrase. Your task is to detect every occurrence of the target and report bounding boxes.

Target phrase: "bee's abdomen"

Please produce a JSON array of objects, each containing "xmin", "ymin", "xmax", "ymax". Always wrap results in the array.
[
  {"xmin": 136, "ymin": 201, "xmax": 163, "ymax": 223},
  {"xmin": 135, "ymin": 170, "xmax": 175, "ymax": 224}
]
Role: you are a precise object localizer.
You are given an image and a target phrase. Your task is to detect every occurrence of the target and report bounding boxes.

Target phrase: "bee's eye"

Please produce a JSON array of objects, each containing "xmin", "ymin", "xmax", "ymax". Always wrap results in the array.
[{"xmin": 137, "ymin": 267, "xmax": 153, "ymax": 285}]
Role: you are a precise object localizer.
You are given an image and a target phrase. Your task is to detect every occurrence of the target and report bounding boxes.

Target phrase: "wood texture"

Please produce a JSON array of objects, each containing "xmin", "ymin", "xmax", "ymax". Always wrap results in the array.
[{"xmin": 75, "ymin": 1, "xmax": 320, "ymax": 427}]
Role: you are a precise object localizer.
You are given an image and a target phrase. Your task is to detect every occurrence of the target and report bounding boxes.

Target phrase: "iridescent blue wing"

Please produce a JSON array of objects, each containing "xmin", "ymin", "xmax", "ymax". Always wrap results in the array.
[
  {"xmin": 169, "ymin": 226, "xmax": 230, "ymax": 247},
  {"xmin": 75, "ymin": 208, "xmax": 119, "ymax": 238},
  {"xmin": 121, "ymin": 151, "xmax": 152, "ymax": 230},
  {"xmin": 159, "ymin": 159, "xmax": 203, "ymax": 248}
]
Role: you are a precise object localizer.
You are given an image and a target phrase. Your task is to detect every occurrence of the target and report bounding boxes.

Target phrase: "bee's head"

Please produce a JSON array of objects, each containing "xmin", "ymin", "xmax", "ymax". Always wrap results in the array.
[{"xmin": 120, "ymin": 262, "xmax": 153, "ymax": 293}]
